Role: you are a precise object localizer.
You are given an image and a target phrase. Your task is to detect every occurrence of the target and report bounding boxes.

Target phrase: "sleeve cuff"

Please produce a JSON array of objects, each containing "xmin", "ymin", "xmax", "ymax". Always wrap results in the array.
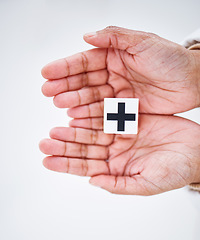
[
  {"xmin": 183, "ymin": 30, "xmax": 200, "ymax": 192},
  {"xmin": 182, "ymin": 28, "xmax": 200, "ymax": 48},
  {"xmin": 188, "ymin": 42, "xmax": 200, "ymax": 191},
  {"xmin": 189, "ymin": 183, "xmax": 200, "ymax": 191},
  {"xmin": 188, "ymin": 43, "xmax": 200, "ymax": 50}
]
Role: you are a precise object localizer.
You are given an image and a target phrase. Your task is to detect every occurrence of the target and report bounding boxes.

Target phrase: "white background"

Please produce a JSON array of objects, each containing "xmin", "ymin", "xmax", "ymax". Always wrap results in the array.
[{"xmin": 0, "ymin": 0, "xmax": 200, "ymax": 239}]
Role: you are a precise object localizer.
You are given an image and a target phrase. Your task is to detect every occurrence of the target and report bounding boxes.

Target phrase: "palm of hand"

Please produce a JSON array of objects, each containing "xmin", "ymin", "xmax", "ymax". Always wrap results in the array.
[
  {"xmin": 106, "ymin": 115, "xmax": 200, "ymax": 195},
  {"xmin": 42, "ymin": 34, "xmax": 198, "ymax": 116},
  {"xmin": 40, "ymin": 115, "xmax": 200, "ymax": 195},
  {"xmin": 105, "ymin": 43, "xmax": 197, "ymax": 114}
]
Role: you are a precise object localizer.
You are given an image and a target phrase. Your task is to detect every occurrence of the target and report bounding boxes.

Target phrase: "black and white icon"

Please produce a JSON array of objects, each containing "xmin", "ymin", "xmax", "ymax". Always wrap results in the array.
[{"xmin": 104, "ymin": 98, "xmax": 139, "ymax": 134}]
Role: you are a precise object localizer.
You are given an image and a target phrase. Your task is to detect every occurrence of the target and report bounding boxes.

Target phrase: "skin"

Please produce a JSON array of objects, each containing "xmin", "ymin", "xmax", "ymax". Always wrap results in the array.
[{"xmin": 39, "ymin": 26, "xmax": 200, "ymax": 195}]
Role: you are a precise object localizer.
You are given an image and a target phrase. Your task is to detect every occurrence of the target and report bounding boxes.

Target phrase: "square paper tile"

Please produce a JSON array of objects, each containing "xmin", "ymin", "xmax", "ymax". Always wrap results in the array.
[{"xmin": 104, "ymin": 98, "xmax": 139, "ymax": 134}]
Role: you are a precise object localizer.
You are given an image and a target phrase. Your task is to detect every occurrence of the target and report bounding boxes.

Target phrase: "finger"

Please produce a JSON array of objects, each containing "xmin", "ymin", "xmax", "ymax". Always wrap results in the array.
[
  {"xmin": 42, "ymin": 69, "xmax": 108, "ymax": 97},
  {"xmin": 69, "ymin": 118, "xmax": 103, "ymax": 130},
  {"xmin": 43, "ymin": 156, "xmax": 109, "ymax": 176},
  {"xmin": 53, "ymin": 84, "xmax": 113, "ymax": 108},
  {"xmin": 41, "ymin": 48, "xmax": 107, "ymax": 79},
  {"xmin": 50, "ymin": 127, "xmax": 114, "ymax": 146},
  {"xmin": 67, "ymin": 101, "xmax": 104, "ymax": 118},
  {"xmin": 84, "ymin": 26, "xmax": 151, "ymax": 54},
  {"xmin": 39, "ymin": 138, "xmax": 108, "ymax": 159},
  {"xmin": 89, "ymin": 175, "xmax": 154, "ymax": 195}
]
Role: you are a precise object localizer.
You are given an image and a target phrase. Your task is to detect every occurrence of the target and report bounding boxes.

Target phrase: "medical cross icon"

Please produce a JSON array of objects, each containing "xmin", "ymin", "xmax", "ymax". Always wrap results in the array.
[
  {"xmin": 104, "ymin": 98, "xmax": 139, "ymax": 134},
  {"xmin": 107, "ymin": 102, "xmax": 136, "ymax": 131}
]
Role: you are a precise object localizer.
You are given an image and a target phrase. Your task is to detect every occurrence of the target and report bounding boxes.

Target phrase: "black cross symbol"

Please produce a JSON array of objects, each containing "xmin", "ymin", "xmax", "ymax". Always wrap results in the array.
[{"xmin": 107, "ymin": 102, "xmax": 136, "ymax": 131}]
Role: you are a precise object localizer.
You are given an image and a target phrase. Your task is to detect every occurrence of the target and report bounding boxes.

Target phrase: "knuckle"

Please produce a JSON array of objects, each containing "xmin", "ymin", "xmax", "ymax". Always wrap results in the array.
[
  {"xmin": 99, "ymin": 101, "xmax": 104, "ymax": 113},
  {"xmin": 66, "ymin": 158, "xmax": 70, "ymax": 173},
  {"xmin": 80, "ymin": 144, "xmax": 88, "ymax": 158},
  {"xmin": 82, "ymin": 160, "xmax": 89, "ymax": 176},
  {"xmin": 88, "ymin": 104, "xmax": 91, "ymax": 118},
  {"xmin": 80, "ymin": 52, "xmax": 88, "ymax": 72},
  {"xmin": 94, "ymin": 118, "xmax": 103, "ymax": 129},
  {"xmin": 82, "ymin": 73, "xmax": 88, "ymax": 87},
  {"xmin": 91, "ymin": 130, "xmax": 98, "ymax": 144},
  {"xmin": 92, "ymin": 87, "xmax": 100, "ymax": 102},
  {"xmin": 146, "ymin": 32, "xmax": 159, "ymax": 39},
  {"xmin": 105, "ymin": 26, "xmax": 122, "ymax": 33}
]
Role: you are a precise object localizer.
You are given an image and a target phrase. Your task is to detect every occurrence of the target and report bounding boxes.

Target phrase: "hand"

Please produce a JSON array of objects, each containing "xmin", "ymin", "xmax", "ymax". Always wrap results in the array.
[
  {"xmin": 39, "ymin": 115, "xmax": 200, "ymax": 195},
  {"xmin": 41, "ymin": 26, "xmax": 200, "ymax": 115}
]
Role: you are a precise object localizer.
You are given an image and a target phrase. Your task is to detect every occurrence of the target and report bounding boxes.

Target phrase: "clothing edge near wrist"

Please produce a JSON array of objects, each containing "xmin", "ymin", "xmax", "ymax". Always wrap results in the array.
[
  {"xmin": 189, "ymin": 183, "xmax": 200, "ymax": 191},
  {"xmin": 188, "ymin": 43, "xmax": 200, "ymax": 50},
  {"xmin": 185, "ymin": 43, "xmax": 200, "ymax": 192}
]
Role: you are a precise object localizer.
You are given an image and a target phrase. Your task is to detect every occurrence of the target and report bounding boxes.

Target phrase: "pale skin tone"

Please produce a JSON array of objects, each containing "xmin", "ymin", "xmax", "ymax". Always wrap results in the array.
[{"xmin": 39, "ymin": 26, "xmax": 200, "ymax": 195}]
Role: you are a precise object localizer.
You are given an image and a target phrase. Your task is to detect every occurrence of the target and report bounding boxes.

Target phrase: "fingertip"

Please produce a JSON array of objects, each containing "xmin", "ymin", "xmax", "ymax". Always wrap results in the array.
[
  {"xmin": 43, "ymin": 156, "xmax": 68, "ymax": 173},
  {"xmin": 89, "ymin": 175, "xmax": 124, "ymax": 194},
  {"xmin": 49, "ymin": 127, "xmax": 66, "ymax": 140},
  {"xmin": 49, "ymin": 127, "xmax": 58, "ymax": 139},
  {"xmin": 41, "ymin": 83, "xmax": 46, "ymax": 95},
  {"xmin": 89, "ymin": 176, "xmax": 103, "ymax": 188},
  {"xmin": 67, "ymin": 108, "xmax": 73, "ymax": 117},
  {"xmin": 83, "ymin": 32, "xmax": 97, "ymax": 43},
  {"xmin": 83, "ymin": 31, "xmax": 97, "ymax": 38},
  {"xmin": 42, "ymin": 156, "xmax": 52, "ymax": 170},
  {"xmin": 41, "ymin": 64, "xmax": 50, "ymax": 79},
  {"xmin": 41, "ymin": 82, "xmax": 50, "ymax": 97},
  {"xmin": 68, "ymin": 119, "xmax": 82, "ymax": 128},
  {"xmin": 67, "ymin": 107, "xmax": 81, "ymax": 118},
  {"xmin": 41, "ymin": 59, "xmax": 67, "ymax": 79},
  {"xmin": 42, "ymin": 156, "xmax": 48, "ymax": 166},
  {"xmin": 53, "ymin": 95, "xmax": 65, "ymax": 108},
  {"xmin": 68, "ymin": 119, "xmax": 74, "ymax": 127},
  {"xmin": 53, "ymin": 92, "xmax": 76, "ymax": 108},
  {"xmin": 39, "ymin": 138, "xmax": 50, "ymax": 153},
  {"xmin": 39, "ymin": 139, "xmax": 45, "ymax": 152}
]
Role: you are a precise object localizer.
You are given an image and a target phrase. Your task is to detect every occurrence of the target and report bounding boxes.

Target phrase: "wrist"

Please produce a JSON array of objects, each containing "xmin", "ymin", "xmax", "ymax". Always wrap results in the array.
[{"xmin": 188, "ymin": 48, "xmax": 200, "ymax": 108}]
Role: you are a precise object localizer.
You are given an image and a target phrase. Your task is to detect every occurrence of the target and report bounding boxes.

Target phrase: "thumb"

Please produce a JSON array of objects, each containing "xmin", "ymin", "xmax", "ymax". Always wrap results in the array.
[
  {"xmin": 83, "ymin": 26, "xmax": 154, "ymax": 54},
  {"xmin": 89, "ymin": 175, "xmax": 156, "ymax": 195}
]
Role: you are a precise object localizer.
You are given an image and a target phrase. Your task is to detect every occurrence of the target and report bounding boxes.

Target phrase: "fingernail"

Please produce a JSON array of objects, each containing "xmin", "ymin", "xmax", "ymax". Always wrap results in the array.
[{"xmin": 84, "ymin": 32, "xmax": 97, "ymax": 38}]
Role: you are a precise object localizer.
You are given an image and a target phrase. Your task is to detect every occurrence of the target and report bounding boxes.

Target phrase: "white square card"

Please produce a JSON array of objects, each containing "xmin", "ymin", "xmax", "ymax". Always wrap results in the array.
[{"xmin": 104, "ymin": 98, "xmax": 139, "ymax": 134}]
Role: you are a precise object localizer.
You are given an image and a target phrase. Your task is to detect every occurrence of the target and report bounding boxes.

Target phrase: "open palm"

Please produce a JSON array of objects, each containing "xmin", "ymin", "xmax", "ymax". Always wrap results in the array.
[
  {"xmin": 41, "ymin": 26, "xmax": 200, "ymax": 115},
  {"xmin": 39, "ymin": 114, "xmax": 200, "ymax": 195},
  {"xmin": 40, "ymin": 26, "xmax": 200, "ymax": 195}
]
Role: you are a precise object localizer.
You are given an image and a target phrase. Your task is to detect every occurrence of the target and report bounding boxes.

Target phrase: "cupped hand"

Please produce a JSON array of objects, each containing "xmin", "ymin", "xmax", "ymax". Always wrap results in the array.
[
  {"xmin": 39, "ymin": 115, "xmax": 200, "ymax": 195},
  {"xmin": 41, "ymin": 26, "xmax": 200, "ymax": 115}
]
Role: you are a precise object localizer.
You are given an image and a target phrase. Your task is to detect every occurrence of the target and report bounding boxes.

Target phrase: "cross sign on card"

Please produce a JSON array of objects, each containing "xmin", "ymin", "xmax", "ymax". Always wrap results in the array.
[{"xmin": 104, "ymin": 98, "xmax": 139, "ymax": 134}]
